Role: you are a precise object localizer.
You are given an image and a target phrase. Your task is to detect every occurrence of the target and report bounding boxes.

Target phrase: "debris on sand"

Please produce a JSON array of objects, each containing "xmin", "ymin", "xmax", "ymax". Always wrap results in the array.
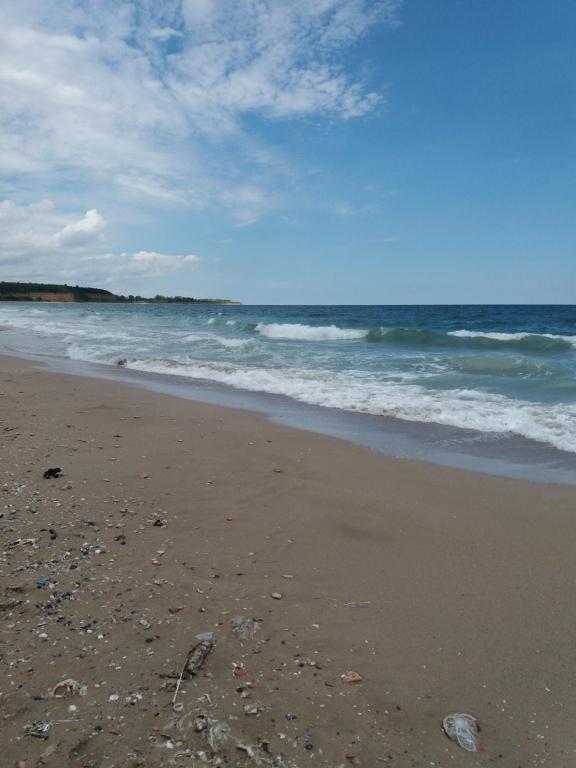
[
  {"xmin": 42, "ymin": 468, "xmax": 62, "ymax": 479},
  {"xmin": 443, "ymin": 713, "xmax": 483, "ymax": 752},
  {"xmin": 231, "ymin": 615, "xmax": 262, "ymax": 640},
  {"xmin": 243, "ymin": 702, "xmax": 263, "ymax": 717},
  {"xmin": 341, "ymin": 671, "xmax": 363, "ymax": 684},
  {"xmin": 169, "ymin": 632, "xmax": 216, "ymax": 704},
  {"xmin": 49, "ymin": 678, "xmax": 87, "ymax": 698},
  {"xmin": 184, "ymin": 632, "xmax": 215, "ymax": 678},
  {"xmin": 24, "ymin": 722, "xmax": 52, "ymax": 740}
]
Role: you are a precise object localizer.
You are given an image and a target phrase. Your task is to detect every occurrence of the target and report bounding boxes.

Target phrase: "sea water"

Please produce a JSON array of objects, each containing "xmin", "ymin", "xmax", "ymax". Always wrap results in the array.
[{"xmin": 1, "ymin": 303, "xmax": 575, "ymax": 471}]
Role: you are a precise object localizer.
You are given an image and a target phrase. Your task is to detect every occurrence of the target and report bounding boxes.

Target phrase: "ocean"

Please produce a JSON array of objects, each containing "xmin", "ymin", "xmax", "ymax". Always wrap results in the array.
[{"xmin": 1, "ymin": 303, "xmax": 575, "ymax": 481}]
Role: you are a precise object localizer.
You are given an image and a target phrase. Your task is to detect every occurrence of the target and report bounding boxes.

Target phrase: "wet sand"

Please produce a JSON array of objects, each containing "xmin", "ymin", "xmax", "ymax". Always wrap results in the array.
[{"xmin": 2, "ymin": 354, "xmax": 576, "ymax": 767}]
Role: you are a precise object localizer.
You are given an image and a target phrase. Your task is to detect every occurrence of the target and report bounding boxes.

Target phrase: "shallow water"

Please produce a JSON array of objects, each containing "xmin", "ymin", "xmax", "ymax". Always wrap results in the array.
[{"xmin": 1, "ymin": 303, "xmax": 575, "ymax": 468}]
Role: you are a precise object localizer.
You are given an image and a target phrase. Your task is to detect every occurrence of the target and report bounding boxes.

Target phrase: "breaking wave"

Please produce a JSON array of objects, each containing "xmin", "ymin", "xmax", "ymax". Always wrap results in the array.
[
  {"xmin": 2, "ymin": 303, "xmax": 575, "ymax": 457},
  {"xmin": 255, "ymin": 323, "xmax": 366, "ymax": 341},
  {"xmin": 67, "ymin": 352, "xmax": 576, "ymax": 454},
  {"xmin": 251, "ymin": 323, "xmax": 576, "ymax": 352},
  {"xmin": 366, "ymin": 328, "xmax": 576, "ymax": 352},
  {"xmin": 448, "ymin": 329, "xmax": 576, "ymax": 350}
]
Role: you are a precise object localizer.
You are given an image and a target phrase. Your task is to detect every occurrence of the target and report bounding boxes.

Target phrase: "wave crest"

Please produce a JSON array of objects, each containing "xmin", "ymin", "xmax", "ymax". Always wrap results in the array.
[
  {"xmin": 448, "ymin": 329, "xmax": 576, "ymax": 351},
  {"xmin": 255, "ymin": 323, "xmax": 365, "ymax": 341},
  {"xmin": 364, "ymin": 327, "xmax": 575, "ymax": 352}
]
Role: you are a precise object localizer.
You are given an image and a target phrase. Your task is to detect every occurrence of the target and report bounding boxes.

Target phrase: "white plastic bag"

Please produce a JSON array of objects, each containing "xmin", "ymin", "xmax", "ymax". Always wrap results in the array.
[{"xmin": 443, "ymin": 713, "xmax": 482, "ymax": 752}]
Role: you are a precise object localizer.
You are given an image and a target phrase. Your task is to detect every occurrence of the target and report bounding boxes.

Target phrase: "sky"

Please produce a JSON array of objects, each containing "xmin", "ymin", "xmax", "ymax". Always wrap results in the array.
[{"xmin": 0, "ymin": 0, "xmax": 574, "ymax": 304}]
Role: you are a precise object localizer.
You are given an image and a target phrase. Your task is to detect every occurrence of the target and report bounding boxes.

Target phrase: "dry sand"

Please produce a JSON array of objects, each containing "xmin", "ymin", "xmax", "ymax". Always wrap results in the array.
[{"xmin": 1, "ymin": 354, "xmax": 576, "ymax": 768}]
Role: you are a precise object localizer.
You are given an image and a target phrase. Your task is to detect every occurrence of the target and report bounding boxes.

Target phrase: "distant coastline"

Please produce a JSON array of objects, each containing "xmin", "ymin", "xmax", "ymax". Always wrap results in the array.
[{"xmin": 0, "ymin": 281, "xmax": 240, "ymax": 304}]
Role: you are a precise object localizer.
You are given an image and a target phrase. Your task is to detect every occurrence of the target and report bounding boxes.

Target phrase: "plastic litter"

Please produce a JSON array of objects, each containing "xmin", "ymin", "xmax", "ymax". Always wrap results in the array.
[
  {"xmin": 236, "ymin": 743, "xmax": 289, "ymax": 766},
  {"xmin": 236, "ymin": 744, "xmax": 258, "ymax": 759},
  {"xmin": 194, "ymin": 715, "xmax": 209, "ymax": 732},
  {"xmin": 179, "ymin": 749, "xmax": 210, "ymax": 763},
  {"xmin": 42, "ymin": 468, "xmax": 62, "ymax": 479},
  {"xmin": 180, "ymin": 713, "xmax": 290, "ymax": 767},
  {"xmin": 49, "ymin": 678, "xmax": 87, "ymax": 698},
  {"xmin": 24, "ymin": 719, "xmax": 75, "ymax": 740},
  {"xmin": 243, "ymin": 702, "xmax": 263, "ymax": 716},
  {"xmin": 24, "ymin": 722, "xmax": 52, "ymax": 739},
  {"xmin": 343, "ymin": 601, "xmax": 372, "ymax": 608},
  {"xmin": 206, "ymin": 720, "xmax": 231, "ymax": 750},
  {"xmin": 184, "ymin": 632, "xmax": 215, "ymax": 677},
  {"xmin": 170, "ymin": 632, "xmax": 216, "ymax": 704},
  {"xmin": 231, "ymin": 615, "xmax": 262, "ymax": 640},
  {"xmin": 80, "ymin": 541, "xmax": 106, "ymax": 557},
  {"xmin": 443, "ymin": 713, "xmax": 483, "ymax": 753}
]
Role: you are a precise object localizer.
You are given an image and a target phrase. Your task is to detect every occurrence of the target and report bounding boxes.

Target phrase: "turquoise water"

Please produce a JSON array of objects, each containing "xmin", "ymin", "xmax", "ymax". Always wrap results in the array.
[{"xmin": 1, "ymin": 303, "xmax": 575, "ymax": 454}]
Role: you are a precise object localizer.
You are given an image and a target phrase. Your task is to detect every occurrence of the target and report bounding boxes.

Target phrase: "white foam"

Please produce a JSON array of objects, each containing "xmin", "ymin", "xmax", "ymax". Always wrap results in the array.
[
  {"xmin": 0, "ymin": 310, "xmax": 133, "ymax": 342},
  {"xmin": 119, "ymin": 357, "xmax": 576, "ymax": 454},
  {"xmin": 212, "ymin": 336, "xmax": 252, "ymax": 349},
  {"xmin": 450, "ymin": 330, "xmax": 530, "ymax": 341},
  {"xmin": 181, "ymin": 333, "xmax": 252, "ymax": 349},
  {"xmin": 255, "ymin": 323, "xmax": 365, "ymax": 341},
  {"xmin": 67, "ymin": 344, "xmax": 112, "ymax": 363},
  {"xmin": 449, "ymin": 330, "xmax": 576, "ymax": 347}
]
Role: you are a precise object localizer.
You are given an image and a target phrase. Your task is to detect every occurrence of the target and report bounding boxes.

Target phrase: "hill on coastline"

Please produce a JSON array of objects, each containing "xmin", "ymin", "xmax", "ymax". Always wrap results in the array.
[
  {"xmin": 0, "ymin": 282, "xmax": 120, "ymax": 302},
  {"xmin": 0, "ymin": 282, "xmax": 238, "ymax": 304}
]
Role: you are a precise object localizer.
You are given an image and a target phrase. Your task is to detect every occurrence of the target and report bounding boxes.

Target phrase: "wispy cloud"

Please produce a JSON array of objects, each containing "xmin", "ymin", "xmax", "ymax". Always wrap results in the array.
[
  {"xmin": 0, "ymin": 0, "xmax": 400, "ymax": 218},
  {"xmin": 0, "ymin": 1, "xmax": 401, "ymax": 284}
]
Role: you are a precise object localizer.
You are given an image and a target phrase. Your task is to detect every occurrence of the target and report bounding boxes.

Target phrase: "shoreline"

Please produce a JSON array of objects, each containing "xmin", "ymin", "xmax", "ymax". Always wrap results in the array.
[
  {"xmin": 2, "ymin": 354, "xmax": 576, "ymax": 766},
  {"xmin": 3, "ymin": 333, "xmax": 576, "ymax": 485}
]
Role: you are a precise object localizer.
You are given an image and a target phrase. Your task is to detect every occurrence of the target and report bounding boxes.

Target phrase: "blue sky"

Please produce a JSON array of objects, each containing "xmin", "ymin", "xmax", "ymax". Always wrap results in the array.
[{"xmin": 1, "ymin": 0, "xmax": 574, "ymax": 303}]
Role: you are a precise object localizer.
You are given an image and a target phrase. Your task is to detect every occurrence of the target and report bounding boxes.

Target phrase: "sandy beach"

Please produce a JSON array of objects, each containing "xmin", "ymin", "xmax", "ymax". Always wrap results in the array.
[{"xmin": 2, "ymin": 354, "xmax": 576, "ymax": 768}]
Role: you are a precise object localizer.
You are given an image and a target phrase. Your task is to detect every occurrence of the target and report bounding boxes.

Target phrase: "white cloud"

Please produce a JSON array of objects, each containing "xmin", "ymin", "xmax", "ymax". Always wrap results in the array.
[
  {"xmin": 149, "ymin": 26, "xmax": 183, "ymax": 42},
  {"xmin": 55, "ymin": 209, "xmax": 106, "ymax": 247},
  {"xmin": 0, "ymin": 198, "xmax": 201, "ymax": 283},
  {"xmin": 0, "ymin": 2, "xmax": 402, "ymax": 284},
  {"xmin": 0, "ymin": 0, "xmax": 400, "ymax": 220},
  {"xmin": 128, "ymin": 250, "xmax": 200, "ymax": 275},
  {"xmin": 77, "ymin": 250, "xmax": 201, "ymax": 281},
  {"xmin": 0, "ymin": 200, "xmax": 105, "ymax": 257}
]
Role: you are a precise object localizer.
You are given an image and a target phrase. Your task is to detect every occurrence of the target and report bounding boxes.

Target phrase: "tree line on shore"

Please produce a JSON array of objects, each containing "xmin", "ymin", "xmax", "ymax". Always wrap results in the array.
[{"xmin": 0, "ymin": 282, "xmax": 236, "ymax": 304}]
